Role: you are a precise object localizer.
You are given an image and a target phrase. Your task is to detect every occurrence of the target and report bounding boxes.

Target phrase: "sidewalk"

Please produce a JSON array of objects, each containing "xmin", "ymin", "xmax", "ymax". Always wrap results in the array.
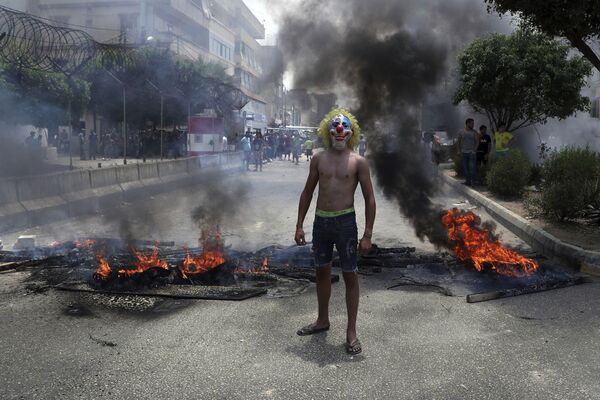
[{"xmin": 441, "ymin": 169, "xmax": 600, "ymax": 276}]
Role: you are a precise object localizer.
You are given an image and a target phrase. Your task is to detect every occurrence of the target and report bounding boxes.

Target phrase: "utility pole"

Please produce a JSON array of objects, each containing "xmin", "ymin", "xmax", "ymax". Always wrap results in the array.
[
  {"xmin": 160, "ymin": 94, "xmax": 164, "ymax": 159},
  {"xmin": 103, "ymin": 69, "xmax": 127, "ymax": 165},
  {"xmin": 146, "ymin": 79, "xmax": 164, "ymax": 159},
  {"xmin": 123, "ymin": 85, "xmax": 127, "ymax": 164}
]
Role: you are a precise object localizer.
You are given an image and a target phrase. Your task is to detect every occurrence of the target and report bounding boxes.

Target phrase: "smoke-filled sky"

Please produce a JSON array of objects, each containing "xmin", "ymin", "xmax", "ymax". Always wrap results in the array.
[{"xmin": 267, "ymin": 0, "xmax": 513, "ymax": 246}]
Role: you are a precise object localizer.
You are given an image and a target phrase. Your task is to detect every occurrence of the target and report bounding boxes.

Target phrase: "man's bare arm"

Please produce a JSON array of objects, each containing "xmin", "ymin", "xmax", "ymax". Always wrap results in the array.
[
  {"xmin": 295, "ymin": 155, "xmax": 319, "ymax": 245},
  {"xmin": 357, "ymin": 157, "xmax": 376, "ymax": 252}
]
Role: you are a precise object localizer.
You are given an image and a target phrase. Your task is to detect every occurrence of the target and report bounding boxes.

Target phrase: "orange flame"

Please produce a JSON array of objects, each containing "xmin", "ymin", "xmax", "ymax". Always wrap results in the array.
[
  {"xmin": 442, "ymin": 208, "xmax": 539, "ymax": 277},
  {"xmin": 180, "ymin": 249, "xmax": 225, "ymax": 279},
  {"xmin": 117, "ymin": 242, "xmax": 170, "ymax": 278},
  {"xmin": 94, "ymin": 255, "xmax": 111, "ymax": 280},
  {"xmin": 179, "ymin": 229, "xmax": 226, "ymax": 279},
  {"xmin": 74, "ymin": 239, "xmax": 96, "ymax": 250},
  {"xmin": 235, "ymin": 257, "xmax": 269, "ymax": 274}
]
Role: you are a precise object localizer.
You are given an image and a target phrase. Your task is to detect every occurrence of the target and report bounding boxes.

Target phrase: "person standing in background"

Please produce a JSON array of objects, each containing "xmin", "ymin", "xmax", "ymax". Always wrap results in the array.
[
  {"xmin": 476, "ymin": 125, "xmax": 492, "ymax": 168},
  {"xmin": 252, "ymin": 132, "xmax": 264, "ymax": 172},
  {"xmin": 457, "ymin": 118, "xmax": 478, "ymax": 186},
  {"xmin": 240, "ymin": 132, "xmax": 252, "ymax": 170},
  {"xmin": 303, "ymin": 137, "xmax": 314, "ymax": 161},
  {"xmin": 494, "ymin": 122, "xmax": 514, "ymax": 160},
  {"xmin": 89, "ymin": 130, "xmax": 98, "ymax": 160},
  {"xmin": 222, "ymin": 135, "xmax": 228, "ymax": 152},
  {"xmin": 358, "ymin": 135, "xmax": 367, "ymax": 157}
]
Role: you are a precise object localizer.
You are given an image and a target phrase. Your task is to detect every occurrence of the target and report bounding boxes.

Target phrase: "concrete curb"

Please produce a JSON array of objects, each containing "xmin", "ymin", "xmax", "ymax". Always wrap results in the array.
[{"xmin": 441, "ymin": 172, "xmax": 600, "ymax": 276}]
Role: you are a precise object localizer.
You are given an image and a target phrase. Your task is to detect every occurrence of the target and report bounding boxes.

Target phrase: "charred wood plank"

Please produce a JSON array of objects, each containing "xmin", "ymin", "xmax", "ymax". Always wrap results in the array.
[
  {"xmin": 0, "ymin": 262, "xmax": 19, "ymax": 272},
  {"xmin": 466, "ymin": 277, "xmax": 592, "ymax": 303},
  {"xmin": 0, "ymin": 255, "xmax": 65, "ymax": 272},
  {"xmin": 267, "ymin": 266, "xmax": 339, "ymax": 283},
  {"xmin": 53, "ymin": 282, "xmax": 266, "ymax": 301},
  {"xmin": 87, "ymin": 238, "xmax": 176, "ymax": 247}
]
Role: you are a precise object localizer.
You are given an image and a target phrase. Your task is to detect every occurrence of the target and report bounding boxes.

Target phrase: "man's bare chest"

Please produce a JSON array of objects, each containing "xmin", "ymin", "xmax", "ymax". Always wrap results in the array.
[{"xmin": 318, "ymin": 162, "xmax": 357, "ymax": 183}]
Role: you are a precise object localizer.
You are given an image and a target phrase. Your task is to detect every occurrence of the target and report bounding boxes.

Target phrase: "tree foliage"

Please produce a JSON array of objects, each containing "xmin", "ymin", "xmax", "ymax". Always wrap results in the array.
[
  {"xmin": 86, "ymin": 48, "xmax": 239, "ymax": 129},
  {"xmin": 454, "ymin": 29, "xmax": 591, "ymax": 132},
  {"xmin": 0, "ymin": 46, "xmax": 243, "ymax": 132},
  {"xmin": 485, "ymin": 0, "xmax": 600, "ymax": 71},
  {"xmin": 0, "ymin": 63, "xmax": 89, "ymax": 128}
]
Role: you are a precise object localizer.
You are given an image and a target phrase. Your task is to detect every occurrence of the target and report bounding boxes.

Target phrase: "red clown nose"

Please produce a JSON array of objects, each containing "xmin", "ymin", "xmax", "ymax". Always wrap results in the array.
[{"xmin": 336, "ymin": 125, "xmax": 344, "ymax": 134}]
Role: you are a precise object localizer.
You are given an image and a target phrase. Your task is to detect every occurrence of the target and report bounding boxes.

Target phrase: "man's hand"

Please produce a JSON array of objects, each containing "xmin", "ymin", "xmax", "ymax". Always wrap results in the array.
[
  {"xmin": 359, "ymin": 236, "xmax": 372, "ymax": 255},
  {"xmin": 295, "ymin": 227, "xmax": 306, "ymax": 246}
]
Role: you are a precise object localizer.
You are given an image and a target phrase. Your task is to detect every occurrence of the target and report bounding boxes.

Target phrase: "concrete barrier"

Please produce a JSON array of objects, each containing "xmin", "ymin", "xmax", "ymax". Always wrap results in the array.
[
  {"xmin": 186, "ymin": 157, "xmax": 201, "ymax": 173},
  {"xmin": 158, "ymin": 159, "xmax": 189, "ymax": 176},
  {"xmin": 0, "ymin": 154, "xmax": 245, "ymax": 234},
  {"xmin": 57, "ymin": 170, "xmax": 98, "ymax": 217},
  {"xmin": 158, "ymin": 159, "xmax": 190, "ymax": 187},
  {"xmin": 138, "ymin": 162, "xmax": 162, "ymax": 190},
  {"xmin": 116, "ymin": 164, "xmax": 144, "ymax": 200},
  {"xmin": 90, "ymin": 168, "xmax": 122, "ymax": 206},
  {"xmin": 201, "ymin": 154, "xmax": 221, "ymax": 168},
  {"xmin": 17, "ymin": 173, "xmax": 68, "ymax": 226},
  {"xmin": 0, "ymin": 177, "xmax": 28, "ymax": 230}
]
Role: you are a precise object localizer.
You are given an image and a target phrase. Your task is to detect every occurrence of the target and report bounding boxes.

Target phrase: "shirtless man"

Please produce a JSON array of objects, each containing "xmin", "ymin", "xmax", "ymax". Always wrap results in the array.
[{"xmin": 294, "ymin": 109, "xmax": 376, "ymax": 355}]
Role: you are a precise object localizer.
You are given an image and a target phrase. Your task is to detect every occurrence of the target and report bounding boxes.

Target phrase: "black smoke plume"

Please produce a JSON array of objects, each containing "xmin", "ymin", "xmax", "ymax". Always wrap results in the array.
[
  {"xmin": 190, "ymin": 170, "xmax": 249, "ymax": 230},
  {"xmin": 276, "ymin": 0, "xmax": 508, "ymax": 246}
]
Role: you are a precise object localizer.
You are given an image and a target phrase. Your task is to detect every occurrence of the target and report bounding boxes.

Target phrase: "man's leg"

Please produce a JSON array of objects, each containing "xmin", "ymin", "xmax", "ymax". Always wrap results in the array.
[
  {"xmin": 470, "ymin": 153, "xmax": 477, "ymax": 185},
  {"xmin": 462, "ymin": 153, "xmax": 471, "ymax": 184},
  {"xmin": 343, "ymin": 271, "xmax": 359, "ymax": 344},
  {"xmin": 315, "ymin": 263, "xmax": 332, "ymax": 327}
]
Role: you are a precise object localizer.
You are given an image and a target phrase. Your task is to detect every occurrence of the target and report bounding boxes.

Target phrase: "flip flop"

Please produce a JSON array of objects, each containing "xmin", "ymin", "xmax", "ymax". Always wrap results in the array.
[
  {"xmin": 296, "ymin": 324, "xmax": 330, "ymax": 336},
  {"xmin": 346, "ymin": 339, "xmax": 362, "ymax": 355}
]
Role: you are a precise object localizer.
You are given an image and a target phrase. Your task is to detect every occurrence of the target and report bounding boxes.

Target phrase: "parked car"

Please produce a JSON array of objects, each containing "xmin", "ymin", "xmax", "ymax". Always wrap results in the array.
[{"xmin": 422, "ymin": 130, "xmax": 455, "ymax": 162}]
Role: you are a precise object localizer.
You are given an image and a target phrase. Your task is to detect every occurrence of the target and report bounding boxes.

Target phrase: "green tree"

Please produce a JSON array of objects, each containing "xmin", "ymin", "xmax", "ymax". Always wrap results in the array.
[
  {"xmin": 485, "ymin": 0, "xmax": 600, "ymax": 71},
  {"xmin": 86, "ymin": 48, "xmax": 236, "ymax": 129},
  {"xmin": 0, "ymin": 63, "xmax": 89, "ymax": 128},
  {"xmin": 454, "ymin": 30, "xmax": 591, "ymax": 132}
]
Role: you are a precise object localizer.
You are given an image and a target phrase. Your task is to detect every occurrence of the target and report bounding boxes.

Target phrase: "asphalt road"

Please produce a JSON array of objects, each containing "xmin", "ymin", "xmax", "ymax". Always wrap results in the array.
[{"xmin": 1, "ymin": 158, "xmax": 599, "ymax": 400}]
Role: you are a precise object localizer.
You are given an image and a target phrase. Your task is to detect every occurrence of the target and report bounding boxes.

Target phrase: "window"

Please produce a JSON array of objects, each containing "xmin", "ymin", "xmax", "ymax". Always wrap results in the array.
[{"xmin": 211, "ymin": 37, "xmax": 232, "ymax": 61}]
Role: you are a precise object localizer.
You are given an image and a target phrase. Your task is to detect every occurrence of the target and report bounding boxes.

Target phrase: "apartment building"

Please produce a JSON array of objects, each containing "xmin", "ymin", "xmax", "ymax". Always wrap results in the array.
[{"xmin": 6, "ymin": 0, "xmax": 275, "ymax": 134}]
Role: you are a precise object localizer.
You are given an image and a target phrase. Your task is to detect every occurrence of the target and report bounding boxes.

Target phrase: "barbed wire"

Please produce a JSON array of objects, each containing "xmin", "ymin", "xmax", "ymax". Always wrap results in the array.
[
  {"xmin": 0, "ymin": 5, "xmax": 248, "ymax": 110},
  {"xmin": 0, "ymin": 5, "xmax": 131, "ymax": 74}
]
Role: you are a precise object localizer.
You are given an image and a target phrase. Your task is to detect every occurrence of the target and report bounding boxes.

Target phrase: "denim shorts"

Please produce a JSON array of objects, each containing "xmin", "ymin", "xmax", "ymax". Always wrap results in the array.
[{"xmin": 312, "ymin": 212, "xmax": 358, "ymax": 273}]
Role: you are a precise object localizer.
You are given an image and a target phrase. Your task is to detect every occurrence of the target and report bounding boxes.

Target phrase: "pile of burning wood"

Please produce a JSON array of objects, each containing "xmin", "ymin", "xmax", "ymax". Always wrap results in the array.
[{"xmin": 0, "ymin": 209, "xmax": 590, "ymax": 303}]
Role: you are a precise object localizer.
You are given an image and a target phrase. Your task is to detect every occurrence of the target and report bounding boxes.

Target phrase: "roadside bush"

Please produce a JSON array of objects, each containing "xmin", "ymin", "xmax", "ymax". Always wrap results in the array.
[
  {"xmin": 486, "ymin": 150, "xmax": 531, "ymax": 198},
  {"xmin": 528, "ymin": 163, "xmax": 543, "ymax": 187},
  {"xmin": 539, "ymin": 146, "xmax": 600, "ymax": 220}
]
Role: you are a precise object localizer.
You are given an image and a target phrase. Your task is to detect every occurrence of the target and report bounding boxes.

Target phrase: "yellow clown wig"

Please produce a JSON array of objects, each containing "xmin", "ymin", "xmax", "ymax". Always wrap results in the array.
[{"xmin": 318, "ymin": 108, "xmax": 361, "ymax": 150}]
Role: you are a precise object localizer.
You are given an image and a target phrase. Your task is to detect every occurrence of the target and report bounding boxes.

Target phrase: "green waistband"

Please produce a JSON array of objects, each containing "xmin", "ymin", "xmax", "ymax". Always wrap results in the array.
[{"xmin": 315, "ymin": 207, "xmax": 355, "ymax": 218}]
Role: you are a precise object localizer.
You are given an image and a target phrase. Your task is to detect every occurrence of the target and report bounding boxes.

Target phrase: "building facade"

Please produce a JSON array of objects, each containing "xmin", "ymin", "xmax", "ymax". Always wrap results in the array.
[{"xmin": 5, "ymin": 0, "xmax": 276, "ymax": 137}]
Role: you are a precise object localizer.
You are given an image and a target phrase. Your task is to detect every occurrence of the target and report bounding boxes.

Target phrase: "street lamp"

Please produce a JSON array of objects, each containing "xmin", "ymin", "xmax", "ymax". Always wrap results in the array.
[
  {"xmin": 104, "ymin": 69, "xmax": 127, "ymax": 165},
  {"xmin": 146, "ymin": 79, "xmax": 164, "ymax": 159}
]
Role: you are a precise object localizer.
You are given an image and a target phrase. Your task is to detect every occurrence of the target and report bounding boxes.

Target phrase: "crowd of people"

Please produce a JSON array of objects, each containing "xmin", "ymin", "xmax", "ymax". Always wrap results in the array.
[
  {"xmin": 239, "ymin": 129, "xmax": 319, "ymax": 171},
  {"xmin": 456, "ymin": 118, "xmax": 514, "ymax": 186},
  {"xmin": 49, "ymin": 128, "xmax": 188, "ymax": 161}
]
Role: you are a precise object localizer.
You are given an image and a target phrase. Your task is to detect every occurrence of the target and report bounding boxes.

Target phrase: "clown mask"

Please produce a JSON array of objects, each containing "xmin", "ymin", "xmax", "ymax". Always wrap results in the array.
[{"xmin": 329, "ymin": 114, "xmax": 353, "ymax": 150}]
